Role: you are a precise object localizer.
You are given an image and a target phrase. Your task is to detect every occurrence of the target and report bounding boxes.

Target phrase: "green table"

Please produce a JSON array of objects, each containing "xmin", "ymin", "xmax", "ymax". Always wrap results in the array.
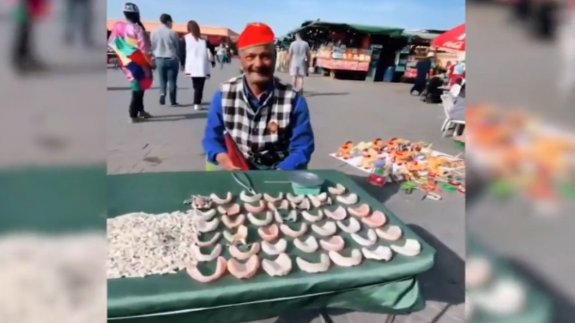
[
  {"xmin": 0, "ymin": 166, "xmax": 106, "ymax": 234},
  {"xmin": 108, "ymin": 170, "xmax": 436, "ymax": 323},
  {"xmin": 467, "ymin": 238, "xmax": 551, "ymax": 323}
]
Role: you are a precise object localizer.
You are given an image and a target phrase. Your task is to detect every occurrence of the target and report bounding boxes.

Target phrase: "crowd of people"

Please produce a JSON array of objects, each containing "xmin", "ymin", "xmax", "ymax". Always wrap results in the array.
[
  {"xmin": 108, "ymin": 2, "xmax": 315, "ymax": 171},
  {"xmin": 407, "ymin": 51, "xmax": 466, "ymax": 138},
  {"xmin": 107, "ymin": 3, "xmax": 239, "ymax": 121},
  {"xmin": 409, "ymin": 52, "xmax": 466, "ymax": 103}
]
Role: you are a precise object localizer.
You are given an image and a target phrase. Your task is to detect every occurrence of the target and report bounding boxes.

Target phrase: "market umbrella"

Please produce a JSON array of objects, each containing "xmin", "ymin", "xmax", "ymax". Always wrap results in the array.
[
  {"xmin": 224, "ymin": 131, "xmax": 251, "ymax": 170},
  {"xmin": 432, "ymin": 24, "xmax": 465, "ymax": 52}
]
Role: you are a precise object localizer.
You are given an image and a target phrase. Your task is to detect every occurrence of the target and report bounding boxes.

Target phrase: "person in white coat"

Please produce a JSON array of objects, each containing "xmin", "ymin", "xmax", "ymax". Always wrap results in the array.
[{"xmin": 183, "ymin": 20, "xmax": 215, "ymax": 110}]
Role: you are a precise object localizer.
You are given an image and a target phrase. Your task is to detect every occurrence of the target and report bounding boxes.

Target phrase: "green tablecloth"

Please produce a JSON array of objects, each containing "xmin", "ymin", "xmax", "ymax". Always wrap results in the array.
[
  {"xmin": 0, "ymin": 166, "xmax": 106, "ymax": 234},
  {"xmin": 108, "ymin": 170, "xmax": 436, "ymax": 322},
  {"xmin": 467, "ymin": 238, "xmax": 551, "ymax": 323}
]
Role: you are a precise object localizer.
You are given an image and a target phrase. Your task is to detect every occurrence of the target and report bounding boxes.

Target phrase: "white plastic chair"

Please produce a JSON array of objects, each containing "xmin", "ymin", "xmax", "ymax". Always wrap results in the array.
[
  {"xmin": 440, "ymin": 94, "xmax": 455, "ymax": 132},
  {"xmin": 440, "ymin": 94, "xmax": 465, "ymax": 137}
]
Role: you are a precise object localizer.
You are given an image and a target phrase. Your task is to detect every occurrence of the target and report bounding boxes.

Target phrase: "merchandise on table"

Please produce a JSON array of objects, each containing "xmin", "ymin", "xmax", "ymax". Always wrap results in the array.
[
  {"xmin": 467, "ymin": 104, "xmax": 575, "ymax": 212},
  {"xmin": 332, "ymin": 137, "xmax": 466, "ymax": 195},
  {"xmin": 0, "ymin": 234, "xmax": 105, "ymax": 323},
  {"xmin": 107, "ymin": 183, "xmax": 424, "ymax": 282}
]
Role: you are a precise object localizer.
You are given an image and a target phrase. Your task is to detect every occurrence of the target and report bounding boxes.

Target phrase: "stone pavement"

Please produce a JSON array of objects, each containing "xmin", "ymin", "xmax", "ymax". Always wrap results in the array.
[{"xmin": 107, "ymin": 61, "xmax": 465, "ymax": 322}]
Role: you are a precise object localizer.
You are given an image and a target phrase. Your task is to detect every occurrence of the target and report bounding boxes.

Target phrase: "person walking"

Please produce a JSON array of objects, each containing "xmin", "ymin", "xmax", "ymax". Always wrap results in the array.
[
  {"xmin": 288, "ymin": 33, "xmax": 311, "ymax": 93},
  {"xmin": 11, "ymin": 0, "xmax": 50, "ymax": 73},
  {"xmin": 216, "ymin": 43, "xmax": 226, "ymax": 69},
  {"xmin": 410, "ymin": 52, "xmax": 433, "ymax": 96},
  {"xmin": 183, "ymin": 20, "xmax": 215, "ymax": 110},
  {"xmin": 108, "ymin": 2, "xmax": 154, "ymax": 123},
  {"xmin": 151, "ymin": 13, "xmax": 181, "ymax": 106}
]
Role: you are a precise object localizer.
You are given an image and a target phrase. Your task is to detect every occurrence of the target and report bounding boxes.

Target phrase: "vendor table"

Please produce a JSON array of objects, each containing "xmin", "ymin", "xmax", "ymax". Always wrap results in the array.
[
  {"xmin": 467, "ymin": 237, "xmax": 551, "ymax": 323},
  {"xmin": 108, "ymin": 170, "xmax": 436, "ymax": 323}
]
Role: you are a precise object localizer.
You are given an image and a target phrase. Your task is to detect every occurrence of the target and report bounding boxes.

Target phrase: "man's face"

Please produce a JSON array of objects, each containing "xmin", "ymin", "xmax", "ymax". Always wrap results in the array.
[
  {"xmin": 167, "ymin": 21, "xmax": 173, "ymax": 29},
  {"xmin": 239, "ymin": 45, "xmax": 276, "ymax": 85}
]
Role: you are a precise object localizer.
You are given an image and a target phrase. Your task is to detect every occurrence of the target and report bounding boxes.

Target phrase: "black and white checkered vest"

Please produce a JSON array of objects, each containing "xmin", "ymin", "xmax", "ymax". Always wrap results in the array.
[{"xmin": 221, "ymin": 76, "xmax": 297, "ymax": 165}]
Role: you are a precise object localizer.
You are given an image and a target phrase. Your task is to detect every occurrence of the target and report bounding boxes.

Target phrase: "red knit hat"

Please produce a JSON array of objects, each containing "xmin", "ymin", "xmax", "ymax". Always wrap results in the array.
[{"xmin": 237, "ymin": 23, "xmax": 275, "ymax": 50}]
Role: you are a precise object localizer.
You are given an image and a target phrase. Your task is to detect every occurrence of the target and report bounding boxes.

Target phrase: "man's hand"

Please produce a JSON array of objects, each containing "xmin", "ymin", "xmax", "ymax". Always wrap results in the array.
[{"xmin": 216, "ymin": 153, "xmax": 241, "ymax": 171}]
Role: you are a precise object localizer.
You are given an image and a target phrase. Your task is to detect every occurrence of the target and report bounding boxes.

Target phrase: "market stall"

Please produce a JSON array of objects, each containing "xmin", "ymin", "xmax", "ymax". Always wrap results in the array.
[
  {"xmin": 281, "ymin": 21, "xmax": 406, "ymax": 81},
  {"xmin": 315, "ymin": 46, "xmax": 372, "ymax": 77},
  {"xmin": 107, "ymin": 170, "xmax": 436, "ymax": 322}
]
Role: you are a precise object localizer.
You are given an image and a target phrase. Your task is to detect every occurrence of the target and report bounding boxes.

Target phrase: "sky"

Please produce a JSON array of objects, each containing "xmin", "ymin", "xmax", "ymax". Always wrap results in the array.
[{"xmin": 107, "ymin": 0, "xmax": 465, "ymax": 36}]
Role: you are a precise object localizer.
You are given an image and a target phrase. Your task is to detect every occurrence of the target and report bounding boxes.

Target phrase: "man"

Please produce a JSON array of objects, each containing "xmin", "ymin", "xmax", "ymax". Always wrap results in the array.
[
  {"xmin": 151, "ymin": 13, "xmax": 181, "ymax": 106},
  {"xmin": 288, "ymin": 33, "xmax": 311, "ymax": 92},
  {"xmin": 410, "ymin": 52, "xmax": 434, "ymax": 96},
  {"xmin": 203, "ymin": 23, "xmax": 315, "ymax": 171}
]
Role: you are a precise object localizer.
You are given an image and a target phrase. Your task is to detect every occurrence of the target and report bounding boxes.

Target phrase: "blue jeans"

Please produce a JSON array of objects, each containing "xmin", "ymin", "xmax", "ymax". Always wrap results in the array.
[{"xmin": 156, "ymin": 57, "xmax": 179, "ymax": 104}]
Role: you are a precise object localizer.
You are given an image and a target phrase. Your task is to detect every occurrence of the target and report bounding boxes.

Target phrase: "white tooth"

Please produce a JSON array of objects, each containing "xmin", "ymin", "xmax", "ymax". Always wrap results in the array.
[
  {"xmin": 273, "ymin": 210, "xmax": 284, "ymax": 224},
  {"xmin": 375, "ymin": 225, "xmax": 403, "ymax": 241},
  {"xmin": 240, "ymin": 190, "xmax": 262, "ymax": 203},
  {"xmin": 301, "ymin": 210, "xmax": 323, "ymax": 223},
  {"xmin": 191, "ymin": 244, "xmax": 222, "ymax": 262},
  {"xmin": 350, "ymin": 229, "xmax": 377, "ymax": 247},
  {"xmin": 195, "ymin": 232, "xmax": 221, "ymax": 247},
  {"xmin": 325, "ymin": 206, "xmax": 347, "ymax": 221},
  {"xmin": 362, "ymin": 246, "xmax": 393, "ymax": 261},
  {"xmin": 319, "ymin": 235, "xmax": 345, "ymax": 252},
  {"xmin": 328, "ymin": 183, "xmax": 346, "ymax": 195},
  {"xmin": 247, "ymin": 211, "xmax": 273, "ymax": 227},
  {"xmin": 310, "ymin": 197, "xmax": 322, "ymax": 208},
  {"xmin": 244, "ymin": 200, "xmax": 266, "ymax": 214},
  {"xmin": 313, "ymin": 192, "xmax": 327, "ymax": 202},
  {"xmin": 279, "ymin": 223, "xmax": 308, "ymax": 238},
  {"xmin": 328, "ymin": 249, "xmax": 362, "ymax": 267},
  {"xmin": 223, "ymin": 225, "xmax": 248, "ymax": 245},
  {"xmin": 336, "ymin": 217, "xmax": 361, "ymax": 234},
  {"xmin": 217, "ymin": 203, "xmax": 240, "ymax": 216},
  {"xmin": 262, "ymin": 253, "xmax": 292, "ymax": 277},
  {"xmin": 286, "ymin": 193, "xmax": 305, "ymax": 204},
  {"xmin": 311, "ymin": 221, "xmax": 337, "ymax": 237},
  {"xmin": 390, "ymin": 239, "xmax": 421, "ymax": 257},
  {"xmin": 194, "ymin": 209, "xmax": 217, "ymax": 221},
  {"xmin": 336, "ymin": 193, "xmax": 358, "ymax": 205},
  {"xmin": 194, "ymin": 217, "xmax": 219, "ymax": 233},
  {"xmin": 293, "ymin": 235, "xmax": 319, "ymax": 253},
  {"xmin": 277, "ymin": 199, "xmax": 290, "ymax": 210},
  {"xmin": 261, "ymin": 238, "xmax": 287, "ymax": 256},
  {"xmin": 229, "ymin": 242, "xmax": 260, "ymax": 261},
  {"xmin": 297, "ymin": 198, "xmax": 311, "ymax": 210},
  {"xmin": 222, "ymin": 213, "xmax": 245, "ymax": 229},
  {"xmin": 264, "ymin": 192, "xmax": 284, "ymax": 203},
  {"xmin": 210, "ymin": 192, "xmax": 233, "ymax": 205},
  {"xmin": 296, "ymin": 253, "xmax": 331, "ymax": 273}
]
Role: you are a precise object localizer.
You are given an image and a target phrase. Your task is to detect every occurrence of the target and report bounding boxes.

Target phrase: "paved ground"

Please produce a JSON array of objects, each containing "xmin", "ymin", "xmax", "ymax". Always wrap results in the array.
[
  {"xmin": 107, "ymin": 60, "xmax": 465, "ymax": 322},
  {"xmin": 0, "ymin": 1, "xmax": 106, "ymax": 167}
]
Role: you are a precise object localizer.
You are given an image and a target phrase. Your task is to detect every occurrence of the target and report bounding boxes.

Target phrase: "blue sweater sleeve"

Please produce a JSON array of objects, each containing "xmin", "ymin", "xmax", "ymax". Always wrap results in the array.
[
  {"xmin": 202, "ymin": 91, "xmax": 227, "ymax": 164},
  {"xmin": 277, "ymin": 95, "xmax": 315, "ymax": 170}
]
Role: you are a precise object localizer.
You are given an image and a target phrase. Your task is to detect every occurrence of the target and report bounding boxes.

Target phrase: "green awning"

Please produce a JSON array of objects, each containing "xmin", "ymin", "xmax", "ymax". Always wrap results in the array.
[
  {"xmin": 347, "ymin": 24, "xmax": 404, "ymax": 37},
  {"xmin": 401, "ymin": 31, "xmax": 440, "ymax": 41},
  {"xmin": 280, "ymin": 21, "xmax": 405, "ymax": 39}
]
